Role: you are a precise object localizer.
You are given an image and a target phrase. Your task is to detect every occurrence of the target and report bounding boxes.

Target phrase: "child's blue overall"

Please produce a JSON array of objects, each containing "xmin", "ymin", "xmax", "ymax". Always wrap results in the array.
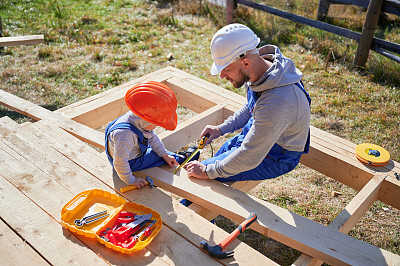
[
  {"xmin": 105, "ymin": 118, "xmax": 184, "ymax": 174},
  {"xmin": 202, "ymin": 82, "xmax": 311, "ymax": 182}
]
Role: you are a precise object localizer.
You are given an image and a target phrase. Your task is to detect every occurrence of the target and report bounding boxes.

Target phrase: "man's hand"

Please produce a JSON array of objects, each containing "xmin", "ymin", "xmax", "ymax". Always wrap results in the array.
[
  {"xmin": 183, "ymin": 161, "xmax": 209, "ymax": 179},
  {"xmin": 163, "ymin": 154, "xmax": 179, "ymax": 167},
  {"xmin": 201, "ymin": 125, "xmax": 222, "ymax": 145}
]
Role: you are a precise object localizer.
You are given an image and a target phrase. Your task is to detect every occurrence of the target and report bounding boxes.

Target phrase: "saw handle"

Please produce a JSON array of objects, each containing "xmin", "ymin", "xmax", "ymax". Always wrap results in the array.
[{"xmin": 218, "ymin": 212, "xmax": 257, "ymax": 249}]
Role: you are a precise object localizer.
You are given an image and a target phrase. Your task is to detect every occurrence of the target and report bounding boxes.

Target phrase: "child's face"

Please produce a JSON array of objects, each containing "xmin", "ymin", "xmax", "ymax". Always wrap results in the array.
[{"xmin": 143, "ymin": 124, "xmax": 157, "ymax": 131}]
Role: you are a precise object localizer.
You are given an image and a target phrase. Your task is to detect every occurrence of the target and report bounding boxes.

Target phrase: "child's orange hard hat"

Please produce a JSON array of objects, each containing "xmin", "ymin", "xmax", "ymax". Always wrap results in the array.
[{"xmin": 125, "ymin": 81, "xmax": 178, "ymax": 130}]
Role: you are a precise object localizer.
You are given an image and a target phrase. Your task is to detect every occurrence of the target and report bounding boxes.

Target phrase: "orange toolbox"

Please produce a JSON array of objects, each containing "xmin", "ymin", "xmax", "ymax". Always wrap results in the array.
[{"xmin": 61, "ymin": 189, "xmax": 162, "ymax": 254}]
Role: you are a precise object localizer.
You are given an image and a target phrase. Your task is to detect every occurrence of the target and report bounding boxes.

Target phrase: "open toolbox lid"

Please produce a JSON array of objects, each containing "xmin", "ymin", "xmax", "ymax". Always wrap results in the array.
[{"xmin": 61, "ymin": 189, "xmax": 162, "ymax": 254}]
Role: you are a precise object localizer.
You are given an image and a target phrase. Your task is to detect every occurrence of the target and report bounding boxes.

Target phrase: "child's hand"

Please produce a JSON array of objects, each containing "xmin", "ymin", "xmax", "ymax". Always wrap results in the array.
[
  {"xmin": 162, "ymin": 154, "xmax": 179, "ymax": 167},
  {"xmin": 131, "ymin": 177, "xmax": 147, "ymax": 189}
]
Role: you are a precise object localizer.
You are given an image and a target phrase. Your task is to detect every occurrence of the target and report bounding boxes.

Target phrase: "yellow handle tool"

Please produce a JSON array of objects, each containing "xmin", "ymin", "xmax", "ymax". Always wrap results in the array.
[
  {"xmin": 120, "ymin": 176, "xmax": 154, "ymax": 193},
  {"xmin": 173, "ymin": 134, "xmax": 209, "ymax": 174}
]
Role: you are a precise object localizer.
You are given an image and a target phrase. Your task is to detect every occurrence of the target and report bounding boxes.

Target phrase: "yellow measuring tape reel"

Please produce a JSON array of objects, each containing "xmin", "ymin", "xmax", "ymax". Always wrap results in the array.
[{"xmin": 355, "ymin": 143, "xmax": 390, "ymax": 167}]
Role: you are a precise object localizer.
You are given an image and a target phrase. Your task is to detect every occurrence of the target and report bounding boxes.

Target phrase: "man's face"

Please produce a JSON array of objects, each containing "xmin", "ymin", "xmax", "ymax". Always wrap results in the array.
[{"xmin": 220, "ymin": 58, "xmax": 249, "ymax": 88}]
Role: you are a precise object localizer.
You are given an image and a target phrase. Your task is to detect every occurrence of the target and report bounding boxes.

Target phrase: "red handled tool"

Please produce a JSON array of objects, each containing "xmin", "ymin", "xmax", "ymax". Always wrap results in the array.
[
  {"xmin": 120, "ymin": 220, "xmax": 156, "ymax": 249},
  {"xmin": 111, "ymin": 213, "xmax": 152, "ymax": 240},
  {"xmin": 200, "ymin": 212, "xmax": 257, "ymax": 259}
]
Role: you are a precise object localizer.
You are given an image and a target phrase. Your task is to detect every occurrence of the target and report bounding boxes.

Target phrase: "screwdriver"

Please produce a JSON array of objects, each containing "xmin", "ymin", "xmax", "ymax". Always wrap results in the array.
[{"xmin": 173, "ymin": 133, "xmax": 209, "ymax": 174}]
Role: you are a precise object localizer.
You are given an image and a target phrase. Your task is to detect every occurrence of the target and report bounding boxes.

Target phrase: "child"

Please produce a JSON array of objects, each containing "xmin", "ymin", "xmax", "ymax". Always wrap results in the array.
[{"xmin": 105, "ymin": 81, "xmax": 194, "ymax": 188}]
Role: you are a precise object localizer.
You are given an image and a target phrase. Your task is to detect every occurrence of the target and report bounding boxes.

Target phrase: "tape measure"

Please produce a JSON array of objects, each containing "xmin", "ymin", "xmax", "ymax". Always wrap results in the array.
[{"xmin": 355, "ymin": 143, "xmax": 390, "ymax": 167}]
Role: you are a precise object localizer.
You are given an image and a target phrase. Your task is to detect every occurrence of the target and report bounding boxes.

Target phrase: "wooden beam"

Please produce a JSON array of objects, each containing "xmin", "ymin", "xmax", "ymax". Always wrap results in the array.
[
  {"xmin": 0, "ymin": 169, "xmax": 109, "ymax": 265},
  {"xmin": 158, "ymin": 104, "xmax": 226, "ymax": 152},
  {"xmin": 293, "ymin": 174, "xmax": 387, "ymax": 265},
  {"xmin": 132, "ymin": 165, "xmax": 400, "ymax": 265},
  {"xmin": 28, "ymin": 119, "xmax": 400, "ymax": 265},
  {"xmin": 0, "ymin": 35, "xmax": 44, "ymax": 47},
  {"xmin": 165, "ymin": 76, "xmax": 218, "ymax": 113},
  {"xmin": 49, "ymin": 66, "xmax": 400, "ymax": 210},
  {"xmin": 26, "ymin": 119, "xmax": 277, "ymax": 265},
  {"xmin": 302, "ymin": 130, "xmax": 400, "ymax": 210},
  {"xmin": 0, "ymin": 120, "xmax": 223, "ymax": 265},
  {"xmin": 0, "ymin": 219, "xmax": 49, "ymax": 266},
  {"xmin": 0, "ymin": 89, "xmax": 104, "ymax": 149},
  {"xmin": 54, "ymin": 69, "xmax": 175, "ymax": 128}
]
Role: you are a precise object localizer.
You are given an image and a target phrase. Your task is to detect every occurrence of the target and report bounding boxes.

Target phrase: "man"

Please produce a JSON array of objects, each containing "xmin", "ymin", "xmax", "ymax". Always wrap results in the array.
[{"xmin": 184, "ymin": 23, "xmax": 311, "ymax": 182}]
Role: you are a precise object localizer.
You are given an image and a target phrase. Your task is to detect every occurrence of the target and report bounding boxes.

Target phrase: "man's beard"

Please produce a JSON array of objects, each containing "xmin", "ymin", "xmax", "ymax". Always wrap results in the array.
[{"xmin": 232, "ymin": 68, "xmax": 250, "ymax": 88}]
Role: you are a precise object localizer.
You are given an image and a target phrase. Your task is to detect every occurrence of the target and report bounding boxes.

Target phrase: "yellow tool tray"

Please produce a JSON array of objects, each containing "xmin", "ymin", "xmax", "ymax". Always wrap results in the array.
[{"xmin": 61, "ymin": 189, "xmax": 162, "ymax": 254}]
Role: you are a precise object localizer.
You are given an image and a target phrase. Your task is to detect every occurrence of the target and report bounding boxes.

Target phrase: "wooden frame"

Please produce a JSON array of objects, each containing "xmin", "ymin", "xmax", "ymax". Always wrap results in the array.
[{"xmin": 1, "ymin": 66, "xmax": 400, "ymax": 264}]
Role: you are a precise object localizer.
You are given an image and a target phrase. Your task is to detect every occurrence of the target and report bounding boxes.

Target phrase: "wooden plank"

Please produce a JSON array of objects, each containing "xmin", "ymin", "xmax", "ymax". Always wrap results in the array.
[
  {"xmin": 0, "ymin": 35, "xmax": 44, "ymax": 47},
  {"xmin": 47, "ymin": 66, "xmax": 400, "ymax": 209},
  {"xmin": 0, "ymin": 122, "xmax": 176, "ymax": 265},
  {"xmin": 134, "ymin": 165, "xmax": 400, "ymax": 265},
  {"xmin": 54, "ymin": 69, "xmax": 175, "ymax": 128},
  {"xmin": 0, "ymin": 219, "xmax": 49, "ymax": 266},
  {"xmin": 310, "ymin": 124, "xmax": 400, "ymax": 173},
  {"xmin": 27, "ymin": 120, "xmax": 276, "ymax": 265},
  {"xmin": 301, "ymin": 136, "xmax": 400, "ymax": 210},
  {"xmin": 0, "ymin": 89, "xmax": 104, "ymax": 149},
  {"xmin": 165, "ymin": 77, "xmax": 218, "ymax": 113},
  {"xmin": 293, "ymin": 174, "xmax": 387, "ymax": 265},
  {"xmin": 167, "ymin": 67, "xmax": 246, "ymax": 109},
  {"xmin": 0, "ymin": 175, "xmax": 108, "ymax": 265},
  {"xmin": 158, "ymin": 104, "xmax": 226, "ymax": 152},
  {"xmin": 331, "ymin": 174, "xmax": 386, "ymax": 233}
]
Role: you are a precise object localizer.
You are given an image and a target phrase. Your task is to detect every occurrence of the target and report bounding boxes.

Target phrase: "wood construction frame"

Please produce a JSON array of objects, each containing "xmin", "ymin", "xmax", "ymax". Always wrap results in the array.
[{"xmin": 1, "ymin": 66, "xmax": 400, "ymax": 265}]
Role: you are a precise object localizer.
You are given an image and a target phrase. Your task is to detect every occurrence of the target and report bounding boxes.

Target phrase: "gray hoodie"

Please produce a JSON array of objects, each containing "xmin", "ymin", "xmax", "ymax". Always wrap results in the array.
[{"xmin": 206, "ymin": 45, "xmax": 311, "ymax": 179}]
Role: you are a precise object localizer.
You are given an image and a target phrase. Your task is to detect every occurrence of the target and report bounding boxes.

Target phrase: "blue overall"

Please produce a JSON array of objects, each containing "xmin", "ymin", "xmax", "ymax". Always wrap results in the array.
[
  {"xmin": 105, "ymin": 117, "xmax": 184, "ymax": 174},
  {"xmin": 202, "ymin": 82, "xmax": 311, "ymax": 182}
]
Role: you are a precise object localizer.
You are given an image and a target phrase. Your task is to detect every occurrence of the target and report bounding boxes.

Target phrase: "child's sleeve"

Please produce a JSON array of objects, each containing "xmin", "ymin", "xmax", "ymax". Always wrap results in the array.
[
  {"xmin": 147, "ymin": 131, "xmax": 168, "ymax": 157},
  {"xmin": 112, "ymin": 131, "xmax": 140, "ymax": 185}
]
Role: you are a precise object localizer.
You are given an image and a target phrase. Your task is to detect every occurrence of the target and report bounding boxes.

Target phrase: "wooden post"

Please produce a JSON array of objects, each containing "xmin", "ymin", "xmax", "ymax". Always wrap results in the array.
[
  {"xmin": 227, "ymin": 0, "xmax": 236, "ymax": 24},
  {"xmin": 324, "ymin": 47, "xmax": 333, "ymax": 71},
  {"xmin": 0, "ymin": 17, "xmax": 3, "ymax": 53},
  {"xmin": 316, "ymin": 0, "xmax": 331, "ymax": 21},
  {"xmin": 353, "ymin": 0, "xmax": 384, "ymax": 67}
]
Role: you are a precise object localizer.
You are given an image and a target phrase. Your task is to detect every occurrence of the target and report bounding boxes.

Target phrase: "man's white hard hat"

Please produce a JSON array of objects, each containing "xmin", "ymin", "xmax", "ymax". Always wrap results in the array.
[{"xmin": 210, "ymin": 23, "xmax": 260, "ymax": 76}]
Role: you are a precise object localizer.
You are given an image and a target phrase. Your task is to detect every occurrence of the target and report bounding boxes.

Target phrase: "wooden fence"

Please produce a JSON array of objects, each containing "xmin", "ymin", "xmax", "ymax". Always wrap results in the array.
[{"xmin": 224, "ymin": 0, "xmax": 400, "ymax": 67}]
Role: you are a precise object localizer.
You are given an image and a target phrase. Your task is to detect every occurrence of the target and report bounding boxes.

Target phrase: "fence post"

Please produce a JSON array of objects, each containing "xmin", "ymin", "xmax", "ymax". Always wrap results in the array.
[
  {"xmin": 0, "ymin": 17, "xmax": 3, "ymax": 54},
  {"xmin": 316, "ymin": 0, "xmax": 331, "ymax": 21},
  {"xmin": 227, "ymin": 0, "xmax": 236, "ymax": 24},
  {"xmin": 353, "ymin": 0, "xmax": 384, "ymax": 67}
]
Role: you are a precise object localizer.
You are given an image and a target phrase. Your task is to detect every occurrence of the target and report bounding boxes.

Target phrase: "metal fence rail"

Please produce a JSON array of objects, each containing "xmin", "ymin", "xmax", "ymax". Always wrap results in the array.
[{"xmin": 223, "ymin": 0, "xmax": 400, "ymax": 66}]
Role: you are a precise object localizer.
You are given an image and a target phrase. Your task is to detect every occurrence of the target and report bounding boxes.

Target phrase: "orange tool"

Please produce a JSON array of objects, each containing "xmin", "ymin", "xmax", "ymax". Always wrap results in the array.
[
  {"xmin": 120, "ymin": 176, "xmax": 154, "ymax": 193},
  {"xmin": 200, "ymin": 212, "xmax": 257, "ymax": 259}
]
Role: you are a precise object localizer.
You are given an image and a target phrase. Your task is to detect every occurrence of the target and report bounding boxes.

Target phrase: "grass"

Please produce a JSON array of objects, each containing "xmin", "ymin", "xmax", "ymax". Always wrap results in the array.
[{"xmin": 1, "ymin": 0, "xmax": 400, "ymax": 264}]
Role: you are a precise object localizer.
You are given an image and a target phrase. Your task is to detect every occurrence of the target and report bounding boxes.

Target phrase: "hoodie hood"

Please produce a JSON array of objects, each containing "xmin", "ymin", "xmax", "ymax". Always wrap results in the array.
[
  {"xmin": 249, "ymin": 45, "xmax": 303, "ymax": 92},
  {"xmin": 118, "ymin": 111, "xmax": 153, "ymax": 130}
]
